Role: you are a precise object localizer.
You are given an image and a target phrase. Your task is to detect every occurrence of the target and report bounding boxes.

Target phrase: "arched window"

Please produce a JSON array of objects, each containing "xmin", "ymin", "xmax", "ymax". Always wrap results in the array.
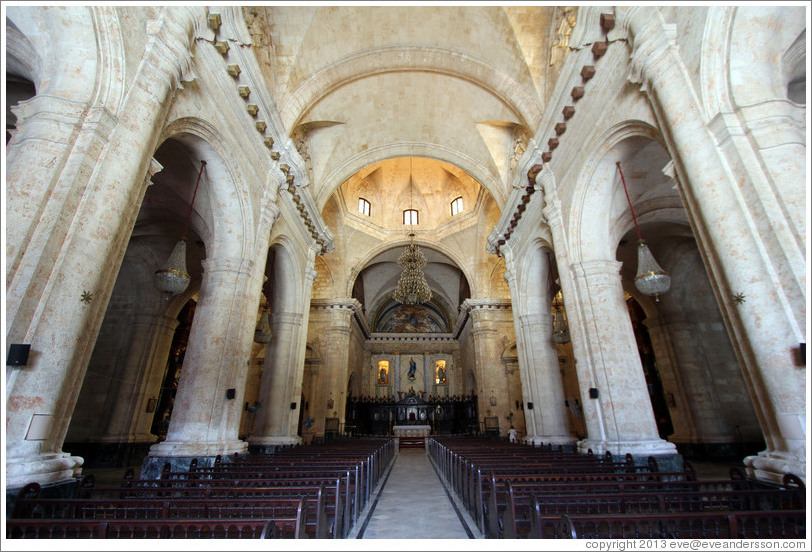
[
  {"xmin": 358, "ymin": 197, "xmax": 371, "ymax": 216},
  {"xmin": 450, "ymin": 196, "xmax": 463, "ymax": 216},
  {"xmin": 403, "ymin": 209, "xmax": 419, "ymax": 225}
]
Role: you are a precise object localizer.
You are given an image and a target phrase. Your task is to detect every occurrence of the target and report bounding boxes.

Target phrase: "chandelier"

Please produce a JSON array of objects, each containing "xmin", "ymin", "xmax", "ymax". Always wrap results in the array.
[
  {"xmin": 617, "ymin": 161, "xmax": 671, "ymax": 302},
  {"xmin": 552, "ymin": 290, "xmax": 570, "ymax": 344},
  {"xmin": 393, "ymin": 158, "xmax": 432, "ymax": 305},
  {"xmin": 254, "ymin": 309, "xmax": 272, "ymax": 343},
  {"xmin": 154, "ymin": 160, "xmax": 207, "ymax": 295},
  {"xmin": 393, "ymin": 233, "xmax": 432, "ymax": 305}
]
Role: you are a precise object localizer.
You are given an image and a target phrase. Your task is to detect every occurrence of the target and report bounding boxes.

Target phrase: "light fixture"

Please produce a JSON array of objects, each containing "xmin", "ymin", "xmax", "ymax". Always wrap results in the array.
[
  {"xmin": 617, "ymin": 161, "xmax": 671, "ymax": 302},
  {"xmin": 254, "ymin": 308, "xmax": 272, "ymax": 343},
  {"xmin": 552, "ymin": 290, "xmax": 570, "ymax": 344},
  {"xmin": 393, "ymin": 159, "xmax": 432, "ymax": 305},
  {"xmin": 154, "ymin": 160, "xmax": 207, "ymax": 295},
  {"xmin": 393, "ymin": 233, "xmax": 432, "ymax": 305}
]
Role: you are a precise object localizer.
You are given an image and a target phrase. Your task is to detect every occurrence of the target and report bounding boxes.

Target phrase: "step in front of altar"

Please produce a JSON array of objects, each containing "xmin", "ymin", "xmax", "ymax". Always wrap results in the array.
[{"xmin": 398, "ymin": 436, "xmax": 426, "ymax": 449}]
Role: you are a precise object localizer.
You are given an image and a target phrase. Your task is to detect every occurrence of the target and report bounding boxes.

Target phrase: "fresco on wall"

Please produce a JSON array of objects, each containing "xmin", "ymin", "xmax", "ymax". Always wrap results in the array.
[{"xmin": 376, "ymin": 303, "xmax": 447, "ymax": 333}]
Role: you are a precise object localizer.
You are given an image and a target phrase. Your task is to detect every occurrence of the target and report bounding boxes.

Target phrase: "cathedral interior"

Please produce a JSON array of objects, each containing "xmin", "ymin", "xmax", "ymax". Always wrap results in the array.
[{"xmin": 3, "ymin": 3, "xmax": 809, "ymax": 517}]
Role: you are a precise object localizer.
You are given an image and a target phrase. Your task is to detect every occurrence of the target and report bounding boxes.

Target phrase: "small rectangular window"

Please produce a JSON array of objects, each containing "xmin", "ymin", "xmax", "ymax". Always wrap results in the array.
[
  {"xmin": 403, "ymin": 209, "xmax": 419, "ymax": 225},
  {"xmin": 451, "ymin": 197, "xmax": 463, "ymax": 216},
  {"xmin": 358, "ymin": 198, "xmax": 371, "ymax": 216}
]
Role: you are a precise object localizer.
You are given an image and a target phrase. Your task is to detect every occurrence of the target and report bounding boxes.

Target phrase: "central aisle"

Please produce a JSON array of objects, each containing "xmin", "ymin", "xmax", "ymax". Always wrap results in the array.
[{"xmin": 354, "ymin": 447, "xmax": 479, "ymax": 539}]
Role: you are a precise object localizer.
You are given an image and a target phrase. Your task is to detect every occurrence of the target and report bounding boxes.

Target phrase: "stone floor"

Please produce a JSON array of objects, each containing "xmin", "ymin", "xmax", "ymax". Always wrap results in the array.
[{"xmin": 351, "ymin": 447, "xmax": 480, "ymax": 539}]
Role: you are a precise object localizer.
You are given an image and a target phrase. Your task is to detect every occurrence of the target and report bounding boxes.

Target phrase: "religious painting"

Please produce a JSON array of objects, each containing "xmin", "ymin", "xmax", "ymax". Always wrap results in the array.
[
  {"xmin": 435, "ymin": 360, "xmax": 447, "ymax": 385},
  {"xmin": 374, "ymin": 302, "xmax": 449, "ymax": 333},
  {"xmin": 377, "ymin": 360, "xmax": 389, "ymax": 385}
]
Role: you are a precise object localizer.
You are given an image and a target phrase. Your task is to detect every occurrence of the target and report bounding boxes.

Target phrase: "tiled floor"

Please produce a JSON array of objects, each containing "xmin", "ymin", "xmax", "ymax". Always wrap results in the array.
[{"xmin": 352, "ymin": 448, "xmax": 480, "ymax": 539}]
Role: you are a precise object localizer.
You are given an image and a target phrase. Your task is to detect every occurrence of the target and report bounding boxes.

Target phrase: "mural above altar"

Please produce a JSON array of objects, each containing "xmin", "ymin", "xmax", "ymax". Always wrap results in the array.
[{"xmin": 372, "ymin": 301, "xmax": 451, "ymax": 333}]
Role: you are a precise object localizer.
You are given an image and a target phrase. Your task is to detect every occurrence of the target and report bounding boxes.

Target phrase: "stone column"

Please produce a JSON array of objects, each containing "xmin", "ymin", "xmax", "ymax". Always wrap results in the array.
[
  {"xmin": 516, "ymin": 313, "xmax": 574, "ymax": 446},
  {"xmin": 503, "ymin": 247, "xmax": 573, "ymax": 446},
  {"xmin": 314, "ymin": 300, "xmax": 357, "ymax": 434},
  {"xmin": 624, "ymin": 7, "xmax": 805, "ymax": 481},
  {"xmin": 642, "ymin": 315, "xmax": 696, "ymax": 445},
  {"xmin": 250, "ymin": 258, "xmax": 318, "ymax": 447},
  {"xmin": 465, "ymin": 301, "xmax": 514, "ymax": 436},
  {"xmin": 145, "ymin": 257, "xmax": 254, "ymax": 474},
  {"xmin": 99, "ymin": 313, "xmax": 179, "ymax": 444},
  {"xmin": 393, "ymin": 353, "xmax": 401, "ymax": 395},
  {"xmin": 5, "ymin": 8, "xmax": 201, "ymax": 488},
  {"xmin": 423, "ymin": 353, "xmax": 432, "ymax": 396},
  {"xmin": 570, "ymin": 260, "xmax": 677, "ymax": 459}
]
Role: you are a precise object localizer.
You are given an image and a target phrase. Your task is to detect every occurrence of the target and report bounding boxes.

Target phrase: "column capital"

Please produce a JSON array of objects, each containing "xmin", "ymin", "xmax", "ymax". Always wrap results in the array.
[
  {"xmin": 272, "ymin": 311, "xmax": 303, "ymax": 327},
  {"xmin": 572, "ymin": 259, "xmax": 623, "ymax": 284},
  {"xmin": 144, "ymin": 7, "xmax": 203, "ymax": 92},
  {"xmin": 201, "ymin": 257, "xmax": 253, "ymax": 277},
  {"xmin": 145, "ymin": 157, "xmax": 164, "ymax": 187},
  {"xmin": 261, "ymin": 202, "xmax": 281, "ymax": 228},
  {"xmin": 518, "ymin": 312, "xmax": 551, "ymax": 328}
]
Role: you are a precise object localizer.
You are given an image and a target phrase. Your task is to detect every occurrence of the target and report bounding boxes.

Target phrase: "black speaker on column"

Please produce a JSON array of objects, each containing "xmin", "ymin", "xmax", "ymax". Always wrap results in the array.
[{"xmin": 6, "ymin": 344, "xmax": 31, "ymax": 366}]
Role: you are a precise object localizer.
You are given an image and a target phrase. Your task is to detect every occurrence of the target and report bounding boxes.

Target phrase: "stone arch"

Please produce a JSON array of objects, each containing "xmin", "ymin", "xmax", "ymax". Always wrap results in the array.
[
  {"xmin": 267, "ymin": 238, "xmax": 305, "ymax": 314},
  {"xmin": 569, "ymin": 121, "xmax": 675, "ymax": 265},
  {"xmin": 280, "ymin": 45, "xmax": 543, "ymax": 135},
  {"xmin": 315, "ymin": 143, "xmax": 507, "ymax": 211},
  {"xmin": 344, "ymin": 236, "xmax": 478, "ymax": 299},
  {"xmin": 465, "ymin": 369, "xmax": 477, "ymax": 397},
  {"xmin": 157, "ymin": 118, "xmax": 255, "ymax": 261},
  {"xmin": 727, "ymin": 6, "xmax": 807, "ymax": 108},
  {"xmin": 5, "ymin": 6, "xmax": 125, "ymax": 111},
  {"xmin": 516, "ymin": 239, "xmax": 557, "ymax": 316}
]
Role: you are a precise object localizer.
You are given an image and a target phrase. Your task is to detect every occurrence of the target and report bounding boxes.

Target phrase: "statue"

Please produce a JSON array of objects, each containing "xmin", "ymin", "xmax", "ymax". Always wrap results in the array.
[
  {"xmin": 549, "ymin": 7, "xmax": 577, "ymax": 66},
  {"xmin": 436, "ymin": 365, "xmax": 446, "ymax": 385},
  {"xmin": 407, "ymin": 358, "xmax": 417, "ymax": 380},
  {"xmin": 378, "ymin": 366, "xmax": 388, "ymax": 384}
]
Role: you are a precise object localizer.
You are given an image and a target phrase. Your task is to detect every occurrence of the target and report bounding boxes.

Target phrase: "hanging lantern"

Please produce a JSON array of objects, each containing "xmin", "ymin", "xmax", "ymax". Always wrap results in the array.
[
  {"xmin": 617, "ymin": 161, "xmax": 670, "ymax": 302},
  {"xmin": 634, "ymin": 240, "xmax": 671, "ymax": 302},
  {"xmin": 552, "ymin": 292, "xmax": 570, "ymax": 344},
  {"xmin": 154, "ymin": 160, "xmax": 206, "ymax": 295},
  {"xmin": 552, "ymin": 309, "xmax": 570, "ymax": 344},
  {"xmin": 154, "ymin": 238, "xmax": 191, "ymax": 295},
  {"xmin": 254, "ymin": 310, "xmax": 272, "ymax": 343}
]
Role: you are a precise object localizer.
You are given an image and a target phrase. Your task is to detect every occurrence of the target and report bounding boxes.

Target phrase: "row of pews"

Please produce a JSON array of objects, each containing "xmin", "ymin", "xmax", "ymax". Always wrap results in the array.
[
  {"xmin": 6, "ymin": 437, "xmax": 396, "ymax": 539},
  {"xmin": 428, "ymin": 436, "xmax": 806, "ymax": 539}
]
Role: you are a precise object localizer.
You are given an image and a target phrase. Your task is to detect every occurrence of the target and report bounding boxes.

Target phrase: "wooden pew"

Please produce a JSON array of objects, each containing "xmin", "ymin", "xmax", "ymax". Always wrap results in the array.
[
  {"xmin": 7, "ymin": 481, "xmax": 311, "ymax": 539},
  {"xmin": 7, "ymin": 517, "xmax": 285, "ymax": 539},
  {"xmin": 500, "ymin": 482, "xmax": 805, "ymax": 538},
  {"xmin": 552, "ymin": 509, "xmax": 807, "ymax": 539},
  {"xmin": 143, "ymin": 468, "xmax": 356, "ymax": 535}
]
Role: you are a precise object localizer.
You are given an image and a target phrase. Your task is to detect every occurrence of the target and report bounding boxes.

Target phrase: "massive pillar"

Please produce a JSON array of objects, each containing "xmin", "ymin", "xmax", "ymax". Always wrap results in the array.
[
  {"xmin": 144, "ymin": 257, "xmax": 256, "ymax": 475},
  {"xmin": 504, "ymin": 246, "xmax": 574, "ymax": 446},
  {"xmin": 623, "ymin": 7, "xmax": 805, "ymax": 481},
  {"xmin": 309, "ymin": 299, "xmax": 358, "ymax": 436},
  {"xmin": 642, "ymin": 316, "xmax": 696, "ymax": 445},
  {"xmin": 463, "ymin": 300, "xmax": 514, "ymax": 436},
  {"xmin": 515, "ymin": 312, "xmax": 573, "ymax": 446},
  {"xmin": 5, "ymin": 7, "xmax": 201, "ymax": 488},
  {"xmin": 99, "ymin": 313, "xmax": 179, "ymax": 445},
  {"xmin": 250, "ymin": 253, "xmax": 318, "ymax": 448},
  {"xmin": 570, "ymin": 260, "xmax": 678, "ymax": 459}
]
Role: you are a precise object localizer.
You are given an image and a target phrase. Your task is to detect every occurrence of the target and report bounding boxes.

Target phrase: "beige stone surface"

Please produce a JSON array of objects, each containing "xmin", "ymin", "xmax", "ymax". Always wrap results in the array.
[{"xmin": 4, "ymin": 5, "xmax": 806, "ymax": 488}]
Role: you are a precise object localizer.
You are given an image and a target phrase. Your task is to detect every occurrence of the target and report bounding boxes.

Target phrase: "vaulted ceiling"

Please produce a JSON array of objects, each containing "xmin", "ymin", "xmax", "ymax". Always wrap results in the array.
[{"xmin": 242, "ymin": 6, "xmax": 572, "ymax": 323}]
